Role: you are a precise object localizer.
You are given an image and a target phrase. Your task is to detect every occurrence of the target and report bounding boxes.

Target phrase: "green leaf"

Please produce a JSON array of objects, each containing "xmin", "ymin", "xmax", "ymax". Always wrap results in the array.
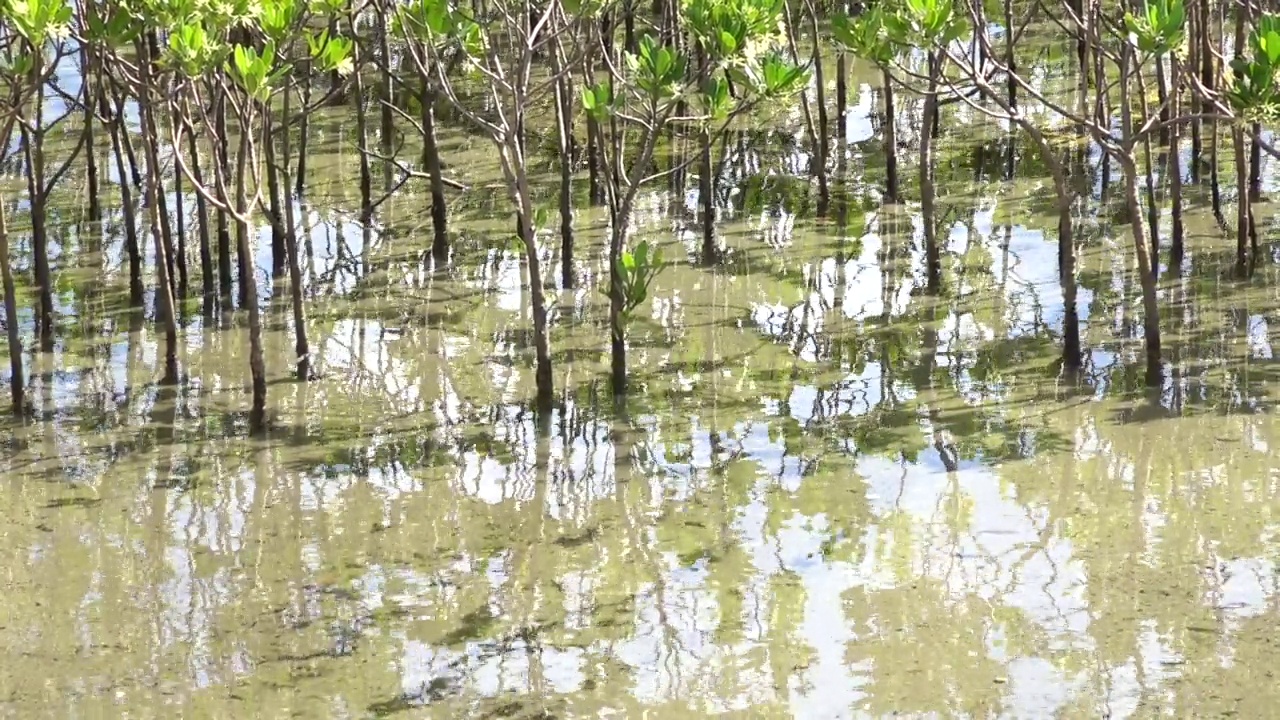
[{"xmin": 718, "ymin": 29, "xmax": 737, "ymax": 54}]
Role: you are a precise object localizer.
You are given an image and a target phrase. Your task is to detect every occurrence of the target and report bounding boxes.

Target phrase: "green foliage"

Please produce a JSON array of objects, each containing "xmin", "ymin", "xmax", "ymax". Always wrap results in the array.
[
  {"xmin": 1228, "ymin": 13, "xmax": 1280, "ymax": 121},
  {"xmin": 2, "ymin": 0, "xmax": 72, "ymax": 48},
  {"xmin": 84, "ymin": 7, "xmax": 141, "ymax": 48},
  {"xmin": 834, "ymin": 0, "xmax": 964, "ymax": 62},
  {"xmin": 397, "ymin": 0, "xmax": 483, "ymax": 56},
  {"xmin": 307, "ymin": 0, "xmax": 345, "ymax": 16},
  {"xmin": 168, "ymin": 22, "xmax": 225, "ymax": 76},
  {"xmin": 307, "ymin": 29, "xmax": 353, "ymax": 76},
  {"xmin": 627, "ymin": 35, "xmax": 688, "ymax": 103},
  {"xmin": 754, "ymin": 52, "xmax": 807, "ymax": 94},
  {"xmin": 1122, "ymin": 0, "xmax": 1185, "ymax": 55},
  {"xmin": 130, "ymin": 0, "xmax": 354, "ymax": 99},
  {"xmin": 226, "ymin": 42, "xmax": 287, "ymax": 102},
  {"xmin": 832, "ymin": 7, "xmax": 894, "ymax": 66},
  {"xmin": 607, "ymin": 241, "xmax": 667, "ymax": 322},
  {"xmin": 257, "ymin": 0, "xmax": 298, "ymax": 42},
  {"xmin": 685, "ymin": 0, "xmax": 784, "ymax": 61},
  {"xmin": 701, "ymin": 75, "xmax": 732, "ymax": 119},
  {"xmin": 580, "ymin": 82, "xmax": 614, "ymax": 121},
  {"xmin": 899, "ymin": 0, "xmax": 968, "ymax": 44}
]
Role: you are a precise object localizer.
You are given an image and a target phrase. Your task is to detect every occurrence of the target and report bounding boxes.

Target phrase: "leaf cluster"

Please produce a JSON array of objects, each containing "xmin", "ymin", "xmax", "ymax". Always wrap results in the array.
[
  {"xmin": 1122, "ymin": 0, "xmax": 1184, "ymax": 55},
  {"xmin": 605, "ymin": 240, "xmax": 667, "ymax": 322},
  {"xmin": 833, "ymin": 0, "xmax": 968, "ymax": 64},
  {"xmin": 1228, "ymin": 14, "xmax": 1280, "ymax": 121}
]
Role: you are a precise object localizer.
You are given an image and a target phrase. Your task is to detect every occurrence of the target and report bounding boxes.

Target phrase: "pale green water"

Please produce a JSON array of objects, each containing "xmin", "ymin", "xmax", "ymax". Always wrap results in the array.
[{"xmin": 3, "ymin": 60, "xmax": 1280, "ymax": 719}]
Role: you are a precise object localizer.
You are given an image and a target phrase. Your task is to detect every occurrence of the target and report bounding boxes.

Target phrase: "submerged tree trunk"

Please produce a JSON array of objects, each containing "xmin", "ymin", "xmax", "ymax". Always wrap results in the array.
[
  {"xmin": 108, "ymin": 111, "xmax": 144, "ymax": 306},
  {"xmin": 83, "ymin": 50, "xmax": 102, "ymax": 228},
  {"xmin": 1124, "ymin": 151, "xmax": 1163, "ymax": 387},
  {"xmin": 699, "ymin": 126, "xmax": 715, "ymax": 262},
  {"xmin": 296, "ymin": 70, "xmax": 311, "ymax": 197},
  {"xmin": 421, "ymin": 79, "xmax": 449, "ymax": 264},
  {"xmin": 1118, "ymin": 44, "xmax": 1162, "ymax": 387},
  {"xmin": 264, "ymin": 112, "xmax": 289, "ymax": 287},
  {"xmin": 1234, "ymin": 125, "xmax": 1251, "ymax": 272},
  {"xmin": 551, "ymin": 47, "xmax": 575, "ymax": 287},
  {"xmin": 807, "ymin": 0, "xmax": 829, "ymax": 213},
  {"xmin": 1233, "ymin": 1, "xmax": 1250, "ymax": 271},
  {"xmin": 21, "ymin": 126, "xmax": 54, "ymax": 352},
  {"xmin": 279, "ymin": 92, "xmax": 311, "ymax": 381},
  {"xmin": 922, "ymin": 54, "xmax": 941, "ymax": 294},
  {"xmin": 783, "ymin": 0, "xmax": 828, "ymax": 213},
  {"xmin": 1136, "ymin": 69, "xmax": 1160, "ymax": 279},
  {"xmin": 609, "ymin": 209, "xmax": 627, "ymax": 396},
  {"xmin": 883, "ymin": 67, "xmax": 899, "ymax": 203},
  {"xmin": 352, "ymin": 47, "xmax": 375, "ymax": 226},
  {"xmin": 1250, "ymin": 122, "xmax": 1262, "ymax": 201},
  {"xmin": 1058, "ymin": 202, "xmax": 1081, "ymax": 371},
  {"xmin": 174, "ymin": 136, "xmax": 188, "ymax": 301},
  {"xmin": 186, "ymin": 126, "xmax": 215, "ymax": 314},
  {"xmin": 836, "ymin": 51, "xmax": 847, "ymax": 166},
  {"xmin": 215, "ymin": 96, "xmax": 234, "ymax": 308},
  {"xmin": 152, "ymin": 138, "xmax": 179, "ymax": 304},
  {"xmin": 136, "ymin": 54, "xmax": 180, "ymax": 385},
  {"xmin": 1169, "ymin": 58, "xmax": 1185, "ymax": 270},
  {"xmin": 1004, "ymin": 0, "xmax": 1017, "ymax": 109},
  {"xmin": 0, "ymin": 193, "xmax": 23, "ymax": 414},
  {"xmin": 236, "ymin": 118, "xmax": 268, "ymax": 431},
  {"xmin": 509, "ymin": 153, "xmax": 554, "ymax": 412}
]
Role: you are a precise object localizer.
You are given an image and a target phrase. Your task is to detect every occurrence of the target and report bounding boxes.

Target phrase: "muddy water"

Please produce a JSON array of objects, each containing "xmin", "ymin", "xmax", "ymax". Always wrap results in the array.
[{"xmin": 4, "ymin": 77, "xmax": 1280, "ymax": 719}]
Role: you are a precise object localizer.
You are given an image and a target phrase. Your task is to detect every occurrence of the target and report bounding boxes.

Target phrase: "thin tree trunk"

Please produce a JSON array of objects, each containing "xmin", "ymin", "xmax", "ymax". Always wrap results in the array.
[
  {"xmin": 551, "ymin": 47, "xmax": 575, "ymax": 287},
  {"xmin": 236, "ymin": 116, "xmax": 268, "ymax": 431},
  {"xmin": 352, "ymin": 40, "xmax": 374, "ymax": 225},
  {"xmin": 1120, "ymin": 47, "xmax": 1162, "ymax": 387},
  {"xmin": 1059, "ymin": 202, "xmax": 1081, "ymax": 370},
  {"xmin": 922, "ymin": 55, "xmax": 941, "ymax": 294},
  {"xmin": 421, "ymin": 77, "xmax": 449, "ymax": 264},
  {"xmin": 137, "ymin": 51, "xmax": 180, "ymax": 385},
  {"xmin": 1136, "ymin": 69, "xmax": 1160, "ymax": 278},
  {"xmin": 0, "ymin": 193, "xmax": 24, "ymax": 414},
  {"xmin": 109, "ymin": 112, "xmax": 144, "ymax": 306},
  {"xmin": 1189, "ymin": 0, "xmax": 1202, "ymax": 181},
  {"xmin": 782, "ymin": 0, "xmax": 827, "ymax": 212},
  {"xmin": 836, "ymin": 51, "xmax": 846, "ymax": 166},
  {"xmin": 83, "ymin": 49, "xmax": 102, "ymax": 227},
  {"xmin": 807, "ymin": 0, "xmax": 829, "ymax": 212},
  {"xmin": 1235, "ymin": 127, "xmax": 1253, "ymax": 270},
  {"xmin": 296, "ymin": 69, "xmax": 311, "ymax": 196},
  {"xmin": 376, "ymin": 0, "xmax": 395, "ymax": 161},
  {"xmin": 264, "ymin": 112, "xmax": 289, "ymax": 286},
  {"xmin": 587, "ymin": 118, "xmax": 603, "ymax": 206},
  {"xmin": 174, "ymin": 134, "xmax": 188, "ymax": 301},
  {"xmin": 609, "ymin": 210, "xmax": 627, "ymax": 396},
  {"xmin": 1169, "ymin": 57, "xmax": 1185, "ymax": 270},
  {"xmin": 883, "ymin": 68, "xmax": 899, "ymax": 203},
  {"xmin": 1156, "ymin": 55, "xmax": 1170, "ymax": 146},
  {"xmin": 118, "ymin": 101, "xmax": 143, "ymax": 188},
  {"xmin": 510, "ymin": 149, "xmax": 553, "ymax": 412},
  {"xmin": 1004, "ymin": 0, "xmax": 1017, "ymax": 109},
  {"xmin": 280, "ymin": 90, "xmax": 311, "ymax": 381},
  {"xmin": 1125, "ymin": 151, "xmax": 1163, "ymax": 386},
  {"xmin": 186, "ymin": 125, "xmax": 215, "ymax": 314},
  {"xmin": 215, "ymin": 95, "xmax": 234, "ymax": 308},
  {"xmin": 1249, "ymin": 121, "xmax": 1262, "ymax": 201},
  {"xmin": 698, "ymin": 46, "xmax": 715, "ymax": 260},
  {"xmin": 21, "ymin": 126, "xmax": 54, "ymax": 352},
  {"xmin": 152, "ymin": 135, "xmax": 179, "ymax": 303},
  {"xmin": 1233, "ymin": 4, "xmax": 1250, "ymax": 271}
]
